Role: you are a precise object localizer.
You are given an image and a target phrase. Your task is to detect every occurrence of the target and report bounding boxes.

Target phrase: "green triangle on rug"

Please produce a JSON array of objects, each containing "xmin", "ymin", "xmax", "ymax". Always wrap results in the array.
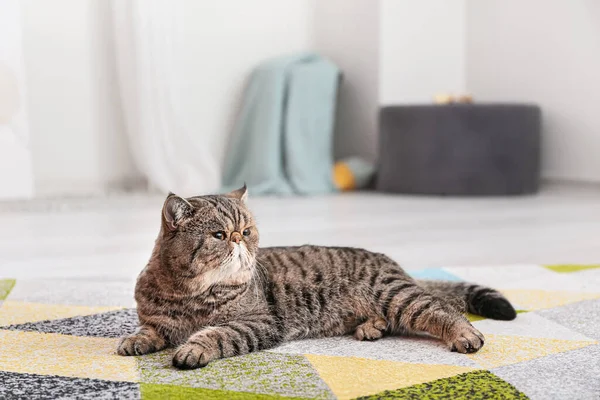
[
  {"xmin": 352, "ymin": 370, "xmax": 529, "ymax": 400},
  {"xmin": 466, "ymin": 310, "xmax": 527, "ymax": 323},
  {"xmin": 0, "ymin": 279, "xmax": 16, "ymax": 301},
  {"xmin": 543, "ymin": 264, "xmax": 600, "ymax": 273},
  {"xmin": 140, "ymin": 383, "xmax": 311, "ymax": 400},
  {"xmin": 138, "ymin": 350, "xmax": 334, "ymax": 399}
]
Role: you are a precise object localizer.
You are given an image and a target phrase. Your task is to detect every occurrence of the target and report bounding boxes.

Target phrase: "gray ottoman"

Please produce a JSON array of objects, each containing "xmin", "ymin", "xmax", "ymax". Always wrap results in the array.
[{"xmin": 376, "ymin": 104, "xmax": 541, "ymax": 195}]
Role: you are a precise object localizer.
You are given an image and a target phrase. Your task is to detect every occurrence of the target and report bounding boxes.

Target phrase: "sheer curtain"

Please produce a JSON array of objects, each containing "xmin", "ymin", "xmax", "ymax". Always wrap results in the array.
[{"xmin": 111, "ymin": 0, "xmax": 221, "ymax": 196}]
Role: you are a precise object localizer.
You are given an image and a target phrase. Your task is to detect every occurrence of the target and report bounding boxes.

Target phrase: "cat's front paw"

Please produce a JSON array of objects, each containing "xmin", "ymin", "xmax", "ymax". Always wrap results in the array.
[
  {"xmin": 447, "ymin": 324, "xmax": 485, "ymax": 354},
  {"xmin": 117, "ymin": 333, "xmax": 166, "ymax": 356},
  {"xmin": 117, "ymin": 325, "xmax": 167, "ymax": 356},
  {"xmin": 172, "ymin": 342, "xmax": 219, "ymax": 370},
  {"xmin": 117, "ymin": 334, "xmax": 157, "ymax": 356}
]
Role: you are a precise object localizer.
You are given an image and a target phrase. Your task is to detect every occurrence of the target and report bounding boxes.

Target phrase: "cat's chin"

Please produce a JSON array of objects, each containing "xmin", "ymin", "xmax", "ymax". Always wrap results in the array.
[
  {"xmin": 195, "ymin": 263, "xmax": 254, "ymax": 293},
  {"xmin": 214, "ymin": 267, "xmax": 254, "ymax": 288}
]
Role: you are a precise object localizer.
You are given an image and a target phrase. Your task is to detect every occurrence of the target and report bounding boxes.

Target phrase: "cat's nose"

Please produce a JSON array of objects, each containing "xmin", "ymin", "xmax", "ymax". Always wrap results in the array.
[{"xmin": 230, "ymin": 232, "xmax": 242, "ymax": 244}]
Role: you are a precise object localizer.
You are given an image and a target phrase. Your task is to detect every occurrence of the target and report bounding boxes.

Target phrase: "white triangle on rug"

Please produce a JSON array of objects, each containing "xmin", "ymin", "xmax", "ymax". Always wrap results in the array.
[
  {"xmin": 501, "ymin": 274, "xmax": 600, "ymax": 292},
  {"xmin": 268, "ymin": 335, "xmax": 478, "ymax": 367},
  {"xmin": 444, "ymin": 265, "xmax": 599, "ymax": 292},
  {"xmin": 567, "ymin": 268, "xmax": 600, "ymax": 289},
  {"xmin": 472, "ymin": 312, "xmax": 594, "ymax": 342},
  {"xmin": 443, "ymin": 265, "xmax": 545, "ymax": 289}
]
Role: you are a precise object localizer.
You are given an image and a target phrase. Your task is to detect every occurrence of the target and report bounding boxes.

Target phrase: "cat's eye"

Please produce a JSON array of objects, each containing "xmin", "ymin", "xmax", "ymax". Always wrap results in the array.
[
  {"xmin": 242, "ymin": 228, "xmax": 251, "ymax": 236},
  {"xmin": 213, "ymin": 231, "xmax": 226, "ymax": 240}
]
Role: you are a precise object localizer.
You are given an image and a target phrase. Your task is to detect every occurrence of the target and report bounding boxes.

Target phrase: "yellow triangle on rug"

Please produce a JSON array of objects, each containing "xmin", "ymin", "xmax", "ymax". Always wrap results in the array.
[
  {"xmin": 467, "ymin": 333, "xmax": 597, "ymax": 369},
  {"xmin": 305, "ymin": 353, "xmax": 474, "ymax": 400},
  {"xmin": 0, "ymin": 301, "xmax": 123, "ymax": 326},
  {"xmin": 0, "ymin": 329, "xmax": 139, "ymax": 382}
]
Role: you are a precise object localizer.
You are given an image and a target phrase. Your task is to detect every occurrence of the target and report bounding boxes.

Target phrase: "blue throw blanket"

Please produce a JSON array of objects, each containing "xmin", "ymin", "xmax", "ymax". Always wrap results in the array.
[{"xmin": 222, "ymin": 53, "xmax": 340, "ymax": 195}]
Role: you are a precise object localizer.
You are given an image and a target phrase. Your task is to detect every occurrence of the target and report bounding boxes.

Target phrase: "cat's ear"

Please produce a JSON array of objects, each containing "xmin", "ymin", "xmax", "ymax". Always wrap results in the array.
[
  {"xmin": 225, "ymin": 184, "xmax": 248, "ymax": 203},
  {"xmin": 162, "ymin": 193, "xmax": 194, "ymax": 231}
]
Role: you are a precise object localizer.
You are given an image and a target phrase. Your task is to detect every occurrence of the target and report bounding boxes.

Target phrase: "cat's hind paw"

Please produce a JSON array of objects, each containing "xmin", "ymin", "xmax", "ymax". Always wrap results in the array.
[
  {"xmin": 354, "ymin": 317, "xmax": 388, "ymax": 341},
  {"xmin": 448, "ymin": 325, "xmax": 485, "ymax": 354}
]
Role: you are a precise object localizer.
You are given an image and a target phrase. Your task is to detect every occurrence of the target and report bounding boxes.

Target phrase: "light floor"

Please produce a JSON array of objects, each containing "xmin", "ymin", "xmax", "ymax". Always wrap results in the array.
[{"xmin": 1, "ymin": 184, "xmax": 599, "ymax": 282}]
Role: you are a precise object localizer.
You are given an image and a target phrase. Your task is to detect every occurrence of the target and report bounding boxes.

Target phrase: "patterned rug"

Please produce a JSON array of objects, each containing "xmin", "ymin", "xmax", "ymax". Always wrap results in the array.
[{"xmin": 1, "ymin": 264, "xmax": 599, "ymax": 400}]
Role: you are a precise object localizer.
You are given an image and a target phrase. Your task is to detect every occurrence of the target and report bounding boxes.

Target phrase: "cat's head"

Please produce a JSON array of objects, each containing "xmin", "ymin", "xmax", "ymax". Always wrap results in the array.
[{"xmin": 158, "ymin": 185, "xmax": 259, "ymax": 291}]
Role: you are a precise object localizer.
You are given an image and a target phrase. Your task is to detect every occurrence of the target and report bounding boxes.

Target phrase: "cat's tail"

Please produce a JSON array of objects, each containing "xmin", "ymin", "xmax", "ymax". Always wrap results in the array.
[{"xmin": 416, "ymin": 280, "xmax": 517, "ymax": 321}]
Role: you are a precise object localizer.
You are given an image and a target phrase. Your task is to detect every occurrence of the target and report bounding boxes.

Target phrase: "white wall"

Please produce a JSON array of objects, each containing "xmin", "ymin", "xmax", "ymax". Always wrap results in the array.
[
  {"xmin": 313, "ymin": 0, "xmax": 380, "ymax": 162},
  {"xmin": 379, "ymin": 0, "xmax": 466, "ymax": 104},
  {"xmin": 467, "ymin": 0, "xmax": 600, "ymax": 182}
]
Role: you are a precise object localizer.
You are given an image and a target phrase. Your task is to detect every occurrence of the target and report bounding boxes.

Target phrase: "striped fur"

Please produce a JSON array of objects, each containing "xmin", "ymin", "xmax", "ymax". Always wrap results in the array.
[{"xmin": 117, "ymin": 187, "xmax": 516, "ymax": 369}]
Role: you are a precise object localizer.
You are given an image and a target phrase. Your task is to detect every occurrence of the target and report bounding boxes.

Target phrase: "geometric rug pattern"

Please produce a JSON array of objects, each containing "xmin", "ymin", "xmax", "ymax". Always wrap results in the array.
[{"xmin": 1, "ymin": 264, "xmax": 599, "ymax": 399}]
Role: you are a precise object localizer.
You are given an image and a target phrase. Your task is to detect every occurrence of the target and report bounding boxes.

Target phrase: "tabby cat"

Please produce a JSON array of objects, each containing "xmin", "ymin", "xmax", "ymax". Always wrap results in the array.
[{"xmin": 117, "ymin": 186, "xmax": 516, "ymax": 370}]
